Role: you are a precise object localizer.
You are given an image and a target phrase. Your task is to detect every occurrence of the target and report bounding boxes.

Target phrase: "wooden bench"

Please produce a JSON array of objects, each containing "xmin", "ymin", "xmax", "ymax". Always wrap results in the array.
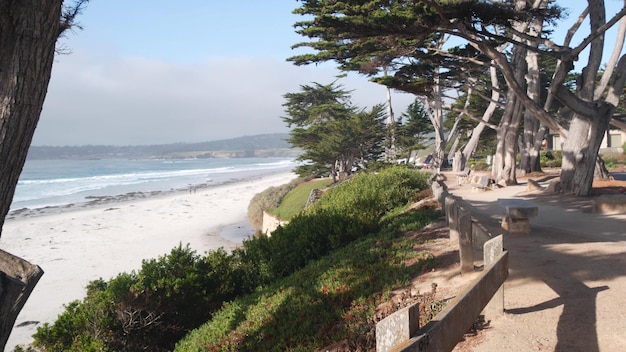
[{"xmin": 497, "ymin": 198, "xmax": 538, "ymax": 235}]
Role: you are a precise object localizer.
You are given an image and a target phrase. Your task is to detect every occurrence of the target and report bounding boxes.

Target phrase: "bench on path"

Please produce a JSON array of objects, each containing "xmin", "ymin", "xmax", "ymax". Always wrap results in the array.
[
  {"xmin": 497, "ymin": 198, "xmax": 538, "ymax": 235},
  {"xmin": 456, "ymin": 168, "xmax": 472, "ymax": 185},
  {"xmin": 470, "ymin": 174, "xmax": 491, "ymax": 192}
]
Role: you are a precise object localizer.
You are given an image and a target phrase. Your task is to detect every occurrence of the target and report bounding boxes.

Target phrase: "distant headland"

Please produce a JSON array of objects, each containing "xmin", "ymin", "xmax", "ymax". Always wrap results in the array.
[{"xmin": 27, "ymin": 133, "xmax": 300, "ymax": 160}]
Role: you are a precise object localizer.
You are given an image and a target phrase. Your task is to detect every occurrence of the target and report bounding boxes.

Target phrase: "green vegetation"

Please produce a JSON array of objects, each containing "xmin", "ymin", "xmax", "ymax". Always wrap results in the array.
[
  {"xmin": 32, "ymin": 167, "xmax": 438, "ymax": 352},
  {"xmin": 175, "ymin": 209, "xmax": 441, "ymax": 351},
  {"xmin": 283, "ymin": 82, "xmax": 387, "ymax": 179},
  {"xmin": 600, "ymin": 151, "xmax": 626, "ymax": 170},
  {"xmin": 247, "ymin": 177, "xmax": 309, "ymax": 230},
  {"xmin": 268, "ymin": 178, "xmax": 333, "ymax": 220},
  {"xmin": 540, "ymin": 150, "xmax": 562, "ymax": 168}
]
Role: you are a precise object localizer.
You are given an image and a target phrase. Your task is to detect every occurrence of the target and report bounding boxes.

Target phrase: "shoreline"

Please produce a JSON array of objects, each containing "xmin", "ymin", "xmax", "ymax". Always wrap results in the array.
[{"xmin": 1, "ymin": 170, "xmax": 297, "ymax": 350}]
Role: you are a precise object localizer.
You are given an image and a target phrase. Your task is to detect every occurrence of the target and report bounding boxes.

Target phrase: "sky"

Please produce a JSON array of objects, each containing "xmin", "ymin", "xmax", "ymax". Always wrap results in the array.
[{"xmin": 32, "ymin": 1, "xmax": 625, "ymax": 146}]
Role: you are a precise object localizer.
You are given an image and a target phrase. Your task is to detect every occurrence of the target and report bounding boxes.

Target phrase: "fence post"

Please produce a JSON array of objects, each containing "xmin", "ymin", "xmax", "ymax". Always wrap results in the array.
[
  {"xmin": 446, "ymin": 197, "xmax": 458, "ymax": 242},
  {"xmin": 458, "ymin": 210, "xmax": 474, "ymax": 274},
  {"xmin": 482, "ymin": 235, "xmax": 505, "ymax": 318}
]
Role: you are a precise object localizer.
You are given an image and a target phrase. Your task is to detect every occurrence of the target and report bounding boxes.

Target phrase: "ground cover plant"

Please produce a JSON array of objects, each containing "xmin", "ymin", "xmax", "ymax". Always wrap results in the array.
[
  {"xmin": 268, "ymin": 177, "xmax": 333, "ymax": 220},
  {"xmin": 31, "ymin": 166, "xmax": 434, "ymax": 351},
  {"xmin": 175, "ymin": 208, "xmax": 443, "ymax": 351}
]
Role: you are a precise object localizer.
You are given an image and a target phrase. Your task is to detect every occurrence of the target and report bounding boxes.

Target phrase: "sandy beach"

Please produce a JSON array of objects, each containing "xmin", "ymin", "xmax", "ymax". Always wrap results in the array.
[{"xmin": 1, "ymin": 170, "xmax": 297, "ymax": 350}]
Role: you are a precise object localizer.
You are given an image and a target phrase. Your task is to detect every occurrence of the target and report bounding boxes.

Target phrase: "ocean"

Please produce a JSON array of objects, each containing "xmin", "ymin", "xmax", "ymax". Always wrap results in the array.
[{"xmin": 10, "ymin": 157, "xmax": 297, "ymax": 211}]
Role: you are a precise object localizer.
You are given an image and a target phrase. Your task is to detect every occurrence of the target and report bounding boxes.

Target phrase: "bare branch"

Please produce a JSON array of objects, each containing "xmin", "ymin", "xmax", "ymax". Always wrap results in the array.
[
  {"xmin": 605, "ymin": 54, "xmax": 626, "ymax": 107},
  {"xmin": 595, "ymin": 14, "xmax": 626, "ymax": 98},
  {"xmin": 59, "ymin": 0, "xmax": 90, "ymax": 36},
  {"xmin": 569, "ymin": 5, "xmax": 626, "ymax": 61}
]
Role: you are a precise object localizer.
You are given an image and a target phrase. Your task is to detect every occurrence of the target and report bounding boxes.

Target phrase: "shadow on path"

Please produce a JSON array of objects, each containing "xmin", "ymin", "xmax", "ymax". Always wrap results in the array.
[{"xmin": 450, "ymin": 189, "xmax": 626, "ymax": 351}]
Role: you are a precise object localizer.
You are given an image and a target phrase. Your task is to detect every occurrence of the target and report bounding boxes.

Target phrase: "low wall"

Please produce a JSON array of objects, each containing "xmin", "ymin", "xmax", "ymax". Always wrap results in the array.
[
  {"xmin": 261, "ymin": 211, "xmax": 288, "ymax": 236},
  {"xmin": 376, "ymin": 195, "xmax": 508, "ymax": 352}
]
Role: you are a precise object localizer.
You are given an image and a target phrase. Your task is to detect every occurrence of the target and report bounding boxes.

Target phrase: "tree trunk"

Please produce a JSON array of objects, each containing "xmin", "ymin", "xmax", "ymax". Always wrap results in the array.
[
  {"xmin": 558, "ymin": 0, "xmax": 619, "ymax": 195},
  {"xmin": 595, "ymin": 156, "xmax": 612, "ymax": 180},
  {"xmin": 560, "ymin": 112, "xmax": 611, "ymax": 195},
  {"xmin": 0, "ymin": 1, "xmax": 62, "ymax": 229},
  {"xmin": 461, "ymin": 64, "xmax": 500, "ymax": 171},
  {"xmin": 519, "ymin": 0, "xmax": 546, "ymax": 175},
  {"xmin": 0, "ymin": 250, "xmax": 44, "ymax": 349},
  {"xmin": 0, "ymin": 1, "xmax": 64, "ymax": 348},
  {"xmin": 493, "ymin": 58, "xmax": 525, "ymax": 185},
  {"xmin": 384, "ymin": 68, "xmax": 396, "ymax": 162},
  {"xmin": 493, "ymin": 93, "xmax": 524, "ymax": 185}
]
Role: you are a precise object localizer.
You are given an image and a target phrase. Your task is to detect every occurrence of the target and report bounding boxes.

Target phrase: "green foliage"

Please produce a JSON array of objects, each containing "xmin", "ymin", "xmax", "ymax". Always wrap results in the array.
[
  {"xmin": 395, "ymin": 98, "xmax": 434, "ymax": 157},
  {"xmin": 269, "ymin": 178, "xmax": 333, "ymax": 220},
  {"xmin": 282, "ymin": 81, "xmax": 387, "ymax": 178},
  {"xmin": 175, "ymin": 209, "xmax": 442, "ymax": 352},
  {"xmin": 243, "ymin": 167, "xmax": 431, "ymax": 284},
  {"xmin": 312, "ymin": 166, "xmax": 431, "ymax": 218},
  {"xmin": 33, "ymin": 245, "xmax": 246, "ymax": 352},
  {"xmin": 600, "ymin": 151, "xmax": 626, "ymax": 170},
  {"xmin": 540, "ymin": 150, "xmax": 562, "ymax": 168}
]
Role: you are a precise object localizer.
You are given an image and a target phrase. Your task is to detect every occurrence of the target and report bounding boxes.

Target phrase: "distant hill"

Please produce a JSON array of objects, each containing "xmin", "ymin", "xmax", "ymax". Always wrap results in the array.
[{"xmin": 27, "ymin": 133, "xmax": 299, "ymax": 160}]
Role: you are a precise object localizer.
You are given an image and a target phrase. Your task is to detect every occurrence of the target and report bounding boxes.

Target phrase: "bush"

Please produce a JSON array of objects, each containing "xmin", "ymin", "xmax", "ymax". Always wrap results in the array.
[
  {"xmin": 540, "ymin": 150, "xmax": 562, "ymax": 168},
  {"xmin": 244, "ymin": 167, "xmax": 431, "ymax": 281},
  {"xmin": 34, "ymin": 245, "xmax": 244, "ymax": 352}
]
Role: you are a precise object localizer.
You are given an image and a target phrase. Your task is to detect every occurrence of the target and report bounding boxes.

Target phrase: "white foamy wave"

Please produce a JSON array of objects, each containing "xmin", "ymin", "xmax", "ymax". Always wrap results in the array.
[{"xmin": 10, "ymin": 157, "xmax": 296, "ymax": 210}]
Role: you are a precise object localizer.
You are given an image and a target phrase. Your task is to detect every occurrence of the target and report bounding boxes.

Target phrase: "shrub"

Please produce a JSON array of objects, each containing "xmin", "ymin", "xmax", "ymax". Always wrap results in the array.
[
  {"xmin": 540, "ymin": 150, "xmax": 562, "ymax": 168},
  {"xmin": 242, "ymin": 167, "xmax": 431, "ymax": 282},
  {"xmin": 33, "ymin": 245, "xmax": 243, "ymax": 352}
]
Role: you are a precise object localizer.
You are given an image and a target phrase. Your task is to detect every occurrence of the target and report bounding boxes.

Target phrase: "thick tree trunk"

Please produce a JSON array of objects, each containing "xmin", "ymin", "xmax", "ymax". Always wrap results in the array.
[
  {"xmin": 493, "ymin": 94, "xmax": 523, "ymax": 185},
  {"xmin": 560, "ymin": 113, "xmax": 611, "ymax": 196},
  {"xmin": 0, "ymin": 1, "xmax": 62, "ymax": 229},
  {"xmin": 0, "ymin": 2, "xmax": 63, "ymax": 347},
  {"xmin": 558, "ymin": 0, "xmax": 621, "ymax": 196},
  {"xmin": 519, "ymin": 0, "xmax": 546, "ymax": 175}
]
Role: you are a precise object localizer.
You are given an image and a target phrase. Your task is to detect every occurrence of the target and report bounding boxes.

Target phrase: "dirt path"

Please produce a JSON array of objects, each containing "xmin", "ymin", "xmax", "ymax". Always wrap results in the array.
[{"xmin": 441, "ymin": 171, "xmax": 626, "ymax": 351}]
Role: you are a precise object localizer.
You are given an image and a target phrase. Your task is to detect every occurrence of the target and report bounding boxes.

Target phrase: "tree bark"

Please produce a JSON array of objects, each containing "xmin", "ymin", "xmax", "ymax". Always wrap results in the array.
[
  {"xmin": 462, "ymin": 64, "xmax": 500, "ymax": 170},
  {"xmin": 0, "ymin": 0, "xmax": 62, "ymax": 230},
  {"xmin": 520, "ymin": 1, "xmax": 546, "ymax": 174},
  {"xmin": 560, "ymin": 111, "xmax": 611, "ymax": 195},
  {"xmin": 0, "ymin": 2, "xmax": 64, "ymax": 348},
  {"xmin": 0, "ymin": 250, "xmax": 44, "ymax": 349},
  {"xmin": 558, "ymin": 0, "xmax": 626, "ymax": 195}
]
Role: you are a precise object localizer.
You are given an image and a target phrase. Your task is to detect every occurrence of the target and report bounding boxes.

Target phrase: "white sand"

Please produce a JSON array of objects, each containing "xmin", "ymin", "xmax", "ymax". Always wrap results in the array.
[{"xmin": 1, "ymin": 171, "xmax": 297, "ymax": 350}]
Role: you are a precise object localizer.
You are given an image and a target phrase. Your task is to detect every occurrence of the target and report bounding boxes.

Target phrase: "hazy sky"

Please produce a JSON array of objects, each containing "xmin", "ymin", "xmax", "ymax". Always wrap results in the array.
[{"xmin": 32, "ymin": 1, "xmax": 624, "ymax": 146}]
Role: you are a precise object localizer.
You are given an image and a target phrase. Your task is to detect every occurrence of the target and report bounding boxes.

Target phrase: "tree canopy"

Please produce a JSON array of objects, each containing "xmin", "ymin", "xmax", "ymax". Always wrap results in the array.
[{"xmin": 282, "ymin": 81, "xmax": 386, "ymax": 179}]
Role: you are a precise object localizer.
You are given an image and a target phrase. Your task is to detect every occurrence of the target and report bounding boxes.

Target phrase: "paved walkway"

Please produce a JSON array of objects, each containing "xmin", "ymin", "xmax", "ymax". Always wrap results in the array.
[{"xmin": 444, "ymin": 172, "xmax": 626, "ymax": 352}]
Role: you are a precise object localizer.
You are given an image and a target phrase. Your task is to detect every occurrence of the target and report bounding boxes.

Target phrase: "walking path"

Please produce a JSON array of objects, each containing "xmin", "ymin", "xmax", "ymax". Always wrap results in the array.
[{"xmin": 443, "ymin": 171, "xmax": 626, "ymax": 352}]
